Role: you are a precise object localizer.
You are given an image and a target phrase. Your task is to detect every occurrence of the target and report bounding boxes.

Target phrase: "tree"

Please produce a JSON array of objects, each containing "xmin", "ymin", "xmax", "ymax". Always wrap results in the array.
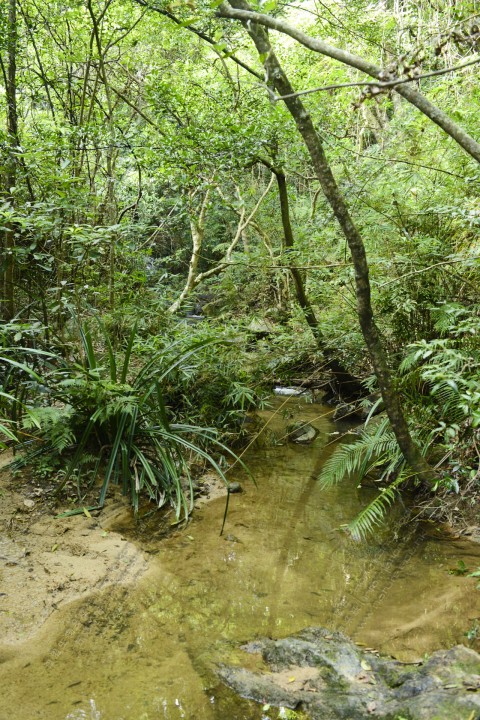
[
  {"xmin": 216, "ymin": 3, "xmax": 480, "ymax": 165},
  {"xmin": 1, "ymin": 0, "xmax": 18, "ymax": 321},
  {"xmin": 215, "ymin": 0, "xmax": 435, "ymax": 482}
]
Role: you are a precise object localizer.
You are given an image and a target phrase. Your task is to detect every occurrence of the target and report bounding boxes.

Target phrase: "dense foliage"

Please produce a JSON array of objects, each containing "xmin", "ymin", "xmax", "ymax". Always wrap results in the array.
[{"xmin": 0, "ymin": 0, "xmax": 479, "ymax": 528}]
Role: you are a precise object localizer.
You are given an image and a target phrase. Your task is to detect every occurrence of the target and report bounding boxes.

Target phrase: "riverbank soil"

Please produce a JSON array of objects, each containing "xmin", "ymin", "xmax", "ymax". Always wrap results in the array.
[
  {"xmin": 0, "ymin": 464, "xmax": 148, "ymax": 648},
  {"xmin": 0, "ymin": 459, "xmax": 229, "ymax": 650}
]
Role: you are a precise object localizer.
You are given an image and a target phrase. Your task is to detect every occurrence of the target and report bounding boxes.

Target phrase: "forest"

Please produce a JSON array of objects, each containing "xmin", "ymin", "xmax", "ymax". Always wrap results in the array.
[
  {"xmin": 1, "ymin": 1, "xmax": 480, "ymax": 717},
  {"xmin": 1, "ymin": 0, "xmax": 479, "ymax": 531}
]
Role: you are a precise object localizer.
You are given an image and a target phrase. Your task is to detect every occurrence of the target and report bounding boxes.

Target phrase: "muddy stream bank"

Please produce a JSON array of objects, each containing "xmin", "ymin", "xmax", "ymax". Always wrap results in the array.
[{"xmin": 1, "ymin": 395, "xmax": 480, "ymax": 719}]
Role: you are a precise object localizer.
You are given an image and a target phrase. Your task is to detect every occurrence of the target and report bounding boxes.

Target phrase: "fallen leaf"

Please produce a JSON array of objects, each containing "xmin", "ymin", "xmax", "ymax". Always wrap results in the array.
[
  {"xmin": 83, "ymin": 507, "xmax": 92, "ymax": 518},
  {"xmin": 357, "ymin": 672, "xmax": 376, "ymax": 684},
  {"xmin": 361, "ymin": 659, "xmax": 372, "ymax": 671}
]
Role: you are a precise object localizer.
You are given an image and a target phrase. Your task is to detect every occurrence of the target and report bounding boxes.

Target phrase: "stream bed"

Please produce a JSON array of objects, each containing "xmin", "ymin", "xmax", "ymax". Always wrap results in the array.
[{"xmin": 1, "ymin": 395, "xmax": 480, "ymax": 719}]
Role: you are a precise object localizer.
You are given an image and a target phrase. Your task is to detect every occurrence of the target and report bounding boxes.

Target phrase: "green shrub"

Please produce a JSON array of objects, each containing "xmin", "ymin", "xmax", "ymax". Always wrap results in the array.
[{"xmin": 12, "ymin": 322, "xmax": 243, "ymax": 517}]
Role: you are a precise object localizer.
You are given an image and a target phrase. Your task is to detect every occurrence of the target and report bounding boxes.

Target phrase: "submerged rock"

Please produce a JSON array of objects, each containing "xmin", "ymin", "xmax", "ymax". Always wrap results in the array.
[
  {"xmin": 227, "ymin": 482, "xmax": 242, "ymax": 494},
  {"xmin": 332, "ymin": 403, "xmax": 359, "ymax": 421},
  {"xmin": 218, "ymin": 627, "xmax": 480, "ymax": 720},
  {"xmin": 287, "ymin": 422, "xmax": 318, "ymax": 444}
]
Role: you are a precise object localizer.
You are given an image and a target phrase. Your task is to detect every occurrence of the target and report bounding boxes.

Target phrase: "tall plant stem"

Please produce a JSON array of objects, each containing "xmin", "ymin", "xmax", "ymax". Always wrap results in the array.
[
  {"xmin": 2, "ymin": 0, "xmax": 18, "ymax": 321},
  {"xmin": 87, "ymin": 0, "xmax": 117, "ymax": 310}
]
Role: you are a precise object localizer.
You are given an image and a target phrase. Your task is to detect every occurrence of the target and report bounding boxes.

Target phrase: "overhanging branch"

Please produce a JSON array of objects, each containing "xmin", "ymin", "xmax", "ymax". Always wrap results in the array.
[
  {"xmin": 216, "ymin": 2, "xmax": 480, "ymax": 165},
  {"xmin": 132, "ymin": 0, "xmax": 263, "ymax": 80}
]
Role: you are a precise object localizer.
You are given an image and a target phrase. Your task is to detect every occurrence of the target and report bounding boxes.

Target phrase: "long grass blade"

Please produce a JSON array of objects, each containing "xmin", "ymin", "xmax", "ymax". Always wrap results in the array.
[
  {"xmin": 80, "ymin": 325, "xmax": 97, "ymax": 371},
  {"xmin": 99, "ymin": 412, "xmax": 129, "ymax": 505}
]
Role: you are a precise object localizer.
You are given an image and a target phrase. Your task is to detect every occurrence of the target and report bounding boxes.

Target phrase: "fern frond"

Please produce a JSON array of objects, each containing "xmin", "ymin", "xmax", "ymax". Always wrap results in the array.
[
  {"xmin": 347, "ymin": 473, "xmax": 408, "ymax": 541},
  {"xmin": 319, "ymin": 417, "xmax": 401, "ymax": 488}
]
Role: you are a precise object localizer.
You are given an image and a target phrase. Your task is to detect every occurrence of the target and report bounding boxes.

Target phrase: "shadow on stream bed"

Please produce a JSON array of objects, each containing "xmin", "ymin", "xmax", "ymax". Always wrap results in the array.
[{"xmin": 1, "ymin": 395, "xmax": 479, "ymax": 719}]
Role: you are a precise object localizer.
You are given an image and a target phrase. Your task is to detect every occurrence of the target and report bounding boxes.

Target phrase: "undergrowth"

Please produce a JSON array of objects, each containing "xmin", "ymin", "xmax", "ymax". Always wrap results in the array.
[{"xmin": 7, "ymin": 321, "xmax": 246, "ymax": 518}]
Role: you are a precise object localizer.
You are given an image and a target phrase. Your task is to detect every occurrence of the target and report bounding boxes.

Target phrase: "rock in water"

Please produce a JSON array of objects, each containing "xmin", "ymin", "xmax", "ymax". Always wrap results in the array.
[
  {"xmin": 227, "ymin": 482, "xmax": 242, "ymax": 494},
  {"xmin": 274, "ymin": 387, "xmax": 309, "ymax": 396},
  {"xmin": 218, "ymin": 627, "xmax": 480, "ymax": 719},
  {"xmin": 332, "ymin": 403, "xmax": 358, "ymax": 421},
  {"xmin": 287, "ymin": 422, "xmax": 318, "ymax": 444}
]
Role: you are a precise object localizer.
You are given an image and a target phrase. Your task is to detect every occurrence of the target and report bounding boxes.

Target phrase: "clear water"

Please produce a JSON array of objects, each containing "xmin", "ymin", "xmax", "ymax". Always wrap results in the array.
[{"xmin": 1, "ymin": 396, "xmax": 479, "ymax": 719}]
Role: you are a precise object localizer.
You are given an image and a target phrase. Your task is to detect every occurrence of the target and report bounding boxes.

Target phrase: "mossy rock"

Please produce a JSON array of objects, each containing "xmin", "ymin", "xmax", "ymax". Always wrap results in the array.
[{"xmin": 218, "ymin": 627, "xmax": 480, "ymax": 720}]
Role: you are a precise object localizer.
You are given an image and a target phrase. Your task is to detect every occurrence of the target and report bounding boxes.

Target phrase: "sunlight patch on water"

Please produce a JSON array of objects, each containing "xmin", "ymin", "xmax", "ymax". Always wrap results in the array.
[{"xmin": 66, "ymin": 699, "xmax": 102, "ymax": 719}]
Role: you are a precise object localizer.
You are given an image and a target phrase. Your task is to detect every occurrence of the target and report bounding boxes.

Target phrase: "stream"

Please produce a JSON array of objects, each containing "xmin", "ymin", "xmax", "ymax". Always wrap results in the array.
[{"xmin": 1, "ymin": 395, "xmax": 480, "ymax": 720}]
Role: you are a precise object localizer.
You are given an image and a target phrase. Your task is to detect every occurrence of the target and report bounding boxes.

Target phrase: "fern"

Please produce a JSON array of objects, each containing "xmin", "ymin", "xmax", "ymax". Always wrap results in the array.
[
  {"xmin": 347, "ymin": 473, "xmax": 408, "ymax": 541},
  {"xmin": 319, "ymin": 418, "xmax": 402, "ymax": 489},
  {"xmin": 22, "ymin": 406, "xmax": 76, "ymax": 453},
  {"xmin": 400, "ymin": 329, "xmax": 480, "ymax": 434},
  {"xmin": 319, "ymin": 418, "xmax": 413, "ymax": 540},
  {"xmin": 13, "ymin": 321, "xmax": 248, "ymax": 518}
]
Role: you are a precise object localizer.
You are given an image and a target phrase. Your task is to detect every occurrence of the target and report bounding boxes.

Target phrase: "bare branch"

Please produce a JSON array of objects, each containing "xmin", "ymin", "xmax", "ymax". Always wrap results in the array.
[{"xmin": 168, "ymin": 176, "xmax": 274, "ymax": 313}]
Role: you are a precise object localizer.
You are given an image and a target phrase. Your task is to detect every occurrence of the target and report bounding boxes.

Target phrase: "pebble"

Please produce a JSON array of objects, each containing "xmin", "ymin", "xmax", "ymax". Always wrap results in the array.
[{"xmin": 228, "ymin": 482, "xmax": 242, "ymax": 494}]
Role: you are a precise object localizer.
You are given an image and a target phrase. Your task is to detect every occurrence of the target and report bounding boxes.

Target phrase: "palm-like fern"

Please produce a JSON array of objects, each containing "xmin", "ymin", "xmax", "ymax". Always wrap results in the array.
[
  {"xmin": 319, "ymin": 418, "xmax": 410, "ymax": 540},
  {"xmin": 321, "ymin": 303, "xmax": 480, "ymax": 540},
  {"xmin": 347, "ymin": 472, "xmax": 409, "ymax": 541},
  {"xmin": 320, "ymin": 417, "xmax": 403, "ymax": 489},
  {"xmin": 399, "ymin": 325, "xmax": 480, "ymax": 431}
]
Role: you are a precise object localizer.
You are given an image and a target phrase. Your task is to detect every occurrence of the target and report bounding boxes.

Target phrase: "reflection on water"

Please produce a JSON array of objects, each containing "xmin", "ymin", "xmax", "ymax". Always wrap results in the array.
[
  {"xmin": 1, "ymin": 396, "xmax": 480, "ymax": 720},
  {"xmin": 66, "ymin": 700, "xmax": 102, "ymax": 719}
]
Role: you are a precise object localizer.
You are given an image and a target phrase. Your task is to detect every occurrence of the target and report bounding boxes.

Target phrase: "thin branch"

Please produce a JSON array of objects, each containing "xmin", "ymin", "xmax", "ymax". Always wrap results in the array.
[
  {"xmin": 376, "ymin": 256, "xmax": 480, "ymax": 288},
  {"xmin": 132, "ymin": 0, "xmax": 263, "ymax": 80},
  {"xmin": 197, "ymin": 173, "xmax": 275, "ymax": 281},
  {"xmin": 271, "ymin": 56, "xmax": 480, "ymax": 101},
  {"xmin": 198, "ymin": 258, "xmax": 351, "ymax": 270},
  {"xmin": 109, "ymin": 83, "xmax": 166, "ymax": 134},
  {"xmin": 216, "ymin": 2, "xmax": 480, "ymax": 164}
]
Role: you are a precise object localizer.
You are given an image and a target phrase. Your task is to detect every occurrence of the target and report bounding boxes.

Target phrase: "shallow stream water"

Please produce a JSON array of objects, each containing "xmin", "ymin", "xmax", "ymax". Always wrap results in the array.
[{"xmin": 2, "ymin": 396, "xmax": 480, "ymax": 719}]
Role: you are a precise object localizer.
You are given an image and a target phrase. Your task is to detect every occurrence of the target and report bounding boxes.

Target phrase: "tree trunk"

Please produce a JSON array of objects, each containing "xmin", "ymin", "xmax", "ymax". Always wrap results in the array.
[
  {"xmin": 217, "ymin": 4, "xmax": 480, "ymax": 166},
  {"xmin": 264, "ymin": 160, "xmax": 364, "ymax": 401},
  {"xmin": 87, "ymin": 0, "xmax": 117, "ymax": 311},
  {"xmin": 168, "ymin": 205, "xmax": 207, "ymax": 315},
  {"xmin": 226, "ymin": 0, "xmax": 435, "ymax": 483},
  {"xmin": 2, "ymin": 0, "xmax": 18, "ymax": 321}
]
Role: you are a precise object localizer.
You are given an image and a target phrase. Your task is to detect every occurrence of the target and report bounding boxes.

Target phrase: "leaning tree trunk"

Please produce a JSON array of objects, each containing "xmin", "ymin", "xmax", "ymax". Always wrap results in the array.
[
  {"xmin": 168, "ymin": 190, "xmax": 210, "ymax": 315},
  {"xmin": 225, "ymin": 0, "xmax": 435, "ymax": 483},
  {"xmin": 217, "ymin": 3, "xmax": 480, "ymax": 166}
]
